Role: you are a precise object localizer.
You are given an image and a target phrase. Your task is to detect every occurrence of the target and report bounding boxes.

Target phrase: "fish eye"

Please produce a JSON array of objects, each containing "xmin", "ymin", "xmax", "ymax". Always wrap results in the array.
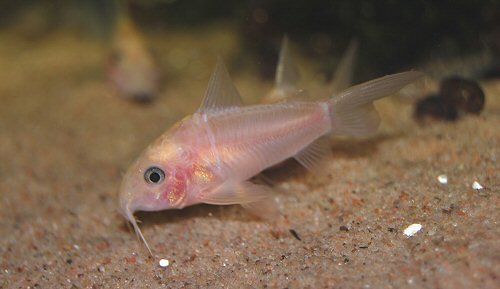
[{"xmin": 144, "ymin": 167, "xmax": 165, "ymax": 184}]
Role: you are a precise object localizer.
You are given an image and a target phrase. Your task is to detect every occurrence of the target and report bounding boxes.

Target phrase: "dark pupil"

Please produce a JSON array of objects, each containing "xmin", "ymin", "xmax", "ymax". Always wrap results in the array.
[{"xmin": 149, "ymin": 172, "xmax": 161, "ymax": 183}]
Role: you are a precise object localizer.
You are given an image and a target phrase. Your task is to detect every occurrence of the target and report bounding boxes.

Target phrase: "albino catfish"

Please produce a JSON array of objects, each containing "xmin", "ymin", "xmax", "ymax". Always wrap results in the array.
[{"xmin": 119, "ymin": 57, "xmax": 422, "ymax": 254}]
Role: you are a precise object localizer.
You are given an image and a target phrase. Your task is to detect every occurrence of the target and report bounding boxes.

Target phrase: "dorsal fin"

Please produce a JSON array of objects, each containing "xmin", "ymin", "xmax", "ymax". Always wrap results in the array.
[
  {"xmin": 330, "ymin": 38, "xmax": 358, "ymax": 94},
  {"xmin": 199, "ymin": 56, "xmax": 243, "ymax": 112},
  {"xmin": 276, "ymin": 35, "xmax": 300, "ymax": 90}
]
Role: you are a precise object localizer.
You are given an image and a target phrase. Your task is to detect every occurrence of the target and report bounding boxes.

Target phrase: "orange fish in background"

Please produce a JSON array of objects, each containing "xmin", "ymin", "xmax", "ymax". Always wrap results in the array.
[
  {"xmin": 118, "ymin": 56, "xmax": 422, "ymax": 255},
  {"xmin": 108, "ymin": 13, "xmax": 159, "ymax": 103}
]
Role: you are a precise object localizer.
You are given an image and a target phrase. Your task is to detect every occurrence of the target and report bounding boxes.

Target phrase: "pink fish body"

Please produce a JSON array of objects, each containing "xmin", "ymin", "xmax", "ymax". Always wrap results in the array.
[{"xmin": 119, "ymin": 57, "xmax": 422, "ymax": 254}]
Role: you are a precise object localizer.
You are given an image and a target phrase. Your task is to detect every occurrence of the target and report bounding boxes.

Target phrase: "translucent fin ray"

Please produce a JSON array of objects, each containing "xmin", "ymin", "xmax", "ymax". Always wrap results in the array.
[
  {"xmin": 329, "ymin": 71, "xmax": 423, "ymax": 136},
  {"xmin": 199, "ymin": 181, "xmax": 271, "ymax": 205},
  {"xmin": 331, "ymin": 71, "xmax": 424, "ymax": 108},
  {"xmin": 241, "ymin": 197, "xmax": 280, "ymax": 222},
  {"xmin": 331, "ymin": 38, "xmax": 358, "ymax": 94},
  {"xmin": 199, "ymin": 56, "xmax": 243, "ymax": 112},
  {"xmin": 276, "ymin": 36, "xmax": 300, "ymax": 91},
  {"xmin": 294, "ymin": 136, "xmax": 332, "ymax": 172}
]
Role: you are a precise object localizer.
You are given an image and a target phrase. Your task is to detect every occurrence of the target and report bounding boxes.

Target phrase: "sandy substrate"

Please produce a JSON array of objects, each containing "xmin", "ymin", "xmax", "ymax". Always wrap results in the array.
[{"xmin": 0, "ymin": 28, "xmax": 499, "ymax": 289}]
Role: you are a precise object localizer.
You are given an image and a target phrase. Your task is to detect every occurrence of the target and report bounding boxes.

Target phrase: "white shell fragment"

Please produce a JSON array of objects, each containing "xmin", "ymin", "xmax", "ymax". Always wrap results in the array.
[
  {"xmin": 472, "ymin": 181, "xmax": 483, "ymax": 190},
  {"xmin": 437, "ymin": 174, "xmax": 448, "ymax": 185},
  {"xmin": 159, "ymin": 259, "xmax": 170, "ymax": 267},
  {"xmin": 403, "ymin": 224, "xmax": 423, "ymax": 237}
]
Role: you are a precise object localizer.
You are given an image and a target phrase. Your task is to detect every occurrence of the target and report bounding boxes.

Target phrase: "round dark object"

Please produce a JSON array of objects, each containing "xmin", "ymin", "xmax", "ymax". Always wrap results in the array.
[
  {"xmin": 414, "ymin": 95, "xmax": 458, "ymax": 122},
  {"xmin": 144, "ymin": 167, "xmax": 165, "ymax": 184},
  {"xmin": 132, "ymin": 93, "xmax": 155, "ymax": 104},
  {"xmin": 440, "ymin": 77, "xmax": 485, "ymax": 114}
]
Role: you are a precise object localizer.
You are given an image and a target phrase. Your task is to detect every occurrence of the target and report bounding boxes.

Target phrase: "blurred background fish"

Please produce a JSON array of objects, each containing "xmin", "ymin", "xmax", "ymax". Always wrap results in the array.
[
  {"xmin": 263, "ymin": 36, "xmax": 301, "ymax": 103},
  {"xmin": 329, "ymin": 38, "xmax": 358, "ymax": 94},
  {"xmin": 107, "ymin": 1, "xmax": 159, "ymax": 103},
  {"xmin": 262, "ymin": 36, "xmax": 358, "ymax": 104}
]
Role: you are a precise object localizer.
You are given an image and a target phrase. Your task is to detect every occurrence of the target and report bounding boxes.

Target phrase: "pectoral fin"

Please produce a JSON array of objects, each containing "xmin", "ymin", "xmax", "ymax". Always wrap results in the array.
[
  {"xmin": 241, "ymin": 197, "xmax": 281, "ymax": 222},
  {"xmin": 199, "ymin": 181, "xmax": 271, "ymax": 205},
  {"xmin": 199, "ymin": 181, "xmax": 281, "ymax": 222}
]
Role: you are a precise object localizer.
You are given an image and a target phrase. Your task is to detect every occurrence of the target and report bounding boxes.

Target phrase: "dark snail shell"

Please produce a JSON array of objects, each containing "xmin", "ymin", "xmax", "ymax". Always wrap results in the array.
[{"xmin": 440, "ymin": 77, "xmax": 485, "ymax": 115}]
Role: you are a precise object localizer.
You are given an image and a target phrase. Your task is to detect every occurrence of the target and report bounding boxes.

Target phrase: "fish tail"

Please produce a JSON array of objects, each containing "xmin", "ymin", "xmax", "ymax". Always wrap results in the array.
[{"xmin": 327, "ymin": 71, "xmax": 423, "ymax": 136}]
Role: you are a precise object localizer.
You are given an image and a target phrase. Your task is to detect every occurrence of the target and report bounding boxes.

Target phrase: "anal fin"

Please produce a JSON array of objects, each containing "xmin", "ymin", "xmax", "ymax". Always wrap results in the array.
[{"xmin": 294, "ymin": 136, "xmax": 332, "ymax": 172}]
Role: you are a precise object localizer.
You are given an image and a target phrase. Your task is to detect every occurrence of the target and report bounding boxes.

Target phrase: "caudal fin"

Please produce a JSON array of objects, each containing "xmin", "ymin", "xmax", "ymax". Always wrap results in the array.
[{"xmin": 328, "ymin": 71, "xmax": 423, "ymax": 136}]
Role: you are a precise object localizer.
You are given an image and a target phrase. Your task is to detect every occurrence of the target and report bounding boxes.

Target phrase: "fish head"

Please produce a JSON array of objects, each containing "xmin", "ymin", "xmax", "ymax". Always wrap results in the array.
[
  {"xmin": 119, "ymin": 138, "xmax": 189, "ymax": 221},
  {"xmin": 119, "ymin": 131, "xmax": 194, "ymax": 255}
]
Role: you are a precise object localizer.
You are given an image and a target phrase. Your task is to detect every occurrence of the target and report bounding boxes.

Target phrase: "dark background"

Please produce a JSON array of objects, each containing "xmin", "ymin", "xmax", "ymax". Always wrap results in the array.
[{"xmin": 1, "ymin": 0, "xmax": 499, "ymax": 80}]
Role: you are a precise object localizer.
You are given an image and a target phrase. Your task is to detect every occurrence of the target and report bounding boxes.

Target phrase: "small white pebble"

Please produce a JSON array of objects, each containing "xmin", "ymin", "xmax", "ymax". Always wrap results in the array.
[
  {"xmin": 472, "ymin": 181, "xmax": 483, "ymax": 190},
  {"xmin": 403, "ymin": 224, "xmax": 423, "ymax": 237},
  {"xmin": 159, "ymin": 259, "xmax": 169, "ymax": 267},
  {"xmin": 437, "ymin": 174, "xmax": 448, "ymax": 184}
]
